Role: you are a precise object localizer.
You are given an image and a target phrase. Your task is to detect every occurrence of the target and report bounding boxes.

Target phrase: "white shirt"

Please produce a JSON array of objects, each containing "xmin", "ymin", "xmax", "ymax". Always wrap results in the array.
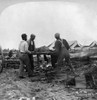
[
  {"xmin": 31, "ymin": 41, "xmax": 33, "ymax": 45},
  {"xmin": 19, "ymin": 40, "xmax": 29, "ymax": 53}
]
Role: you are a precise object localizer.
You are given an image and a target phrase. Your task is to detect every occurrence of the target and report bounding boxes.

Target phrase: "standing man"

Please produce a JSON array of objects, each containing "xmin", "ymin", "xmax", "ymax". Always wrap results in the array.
[
  {"xmin": 51, "ymin": 33, "xmax": 73, "ymax": 71},
  {"xmin": 18, "ymin": 33, "xmax": 33, "ymax": 78},
  {"xmin": 28, "ymin": 34, "xmax": 35, "ymax": 72}
]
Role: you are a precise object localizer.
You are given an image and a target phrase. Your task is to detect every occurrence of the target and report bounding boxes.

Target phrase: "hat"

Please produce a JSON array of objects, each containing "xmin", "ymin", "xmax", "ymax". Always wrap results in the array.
[
  {"xmin": 55, "ymin": 33, "xmax": 60, "ymax": 38},
  {"xmin": 30, "ymin": 34, "xmax": 35, "ymax": 38}
]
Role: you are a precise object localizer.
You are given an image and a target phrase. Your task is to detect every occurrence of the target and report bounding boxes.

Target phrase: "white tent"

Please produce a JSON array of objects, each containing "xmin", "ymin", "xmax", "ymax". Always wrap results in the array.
[
  {"xmin": 68, "ymin": 41, "xmax": 77, "ymax": 46},
  {"xmin": 89, "ymin": 41, "xmax": 97, "ymax": 47},
  {"xmin": 68, "ymin": 41, "xmax": 82, "ymax": 49},
  {"xmin": 48, "ymin": 40, "xmax": 82, "ymax": 50}
]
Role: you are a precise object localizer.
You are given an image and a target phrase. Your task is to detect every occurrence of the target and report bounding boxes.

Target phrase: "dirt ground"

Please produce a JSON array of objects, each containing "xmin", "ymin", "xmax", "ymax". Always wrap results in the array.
[{"xmin": 0, "ymin": 63, "xmax": 97, "ymax": 100}]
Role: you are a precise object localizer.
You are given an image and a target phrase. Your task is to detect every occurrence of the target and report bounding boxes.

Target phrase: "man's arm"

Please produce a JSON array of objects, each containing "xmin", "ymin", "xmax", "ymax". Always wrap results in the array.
[
  {"xmin": 33, "ymin": 41, "xmax": 35, "ymax": 51},
  {"xmin": 27, "ymin": 40, "xmax": 30, "ymax": 47},
  {"xmin": 24, "ymin": 42, "xmax": 31, "ymax": 54}
]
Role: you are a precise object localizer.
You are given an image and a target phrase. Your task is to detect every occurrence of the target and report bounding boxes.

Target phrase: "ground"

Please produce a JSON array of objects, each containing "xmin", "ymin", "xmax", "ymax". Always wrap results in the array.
[{"xmin": 0, "ymin": 60, "xmax": 97, "ymax": 100}]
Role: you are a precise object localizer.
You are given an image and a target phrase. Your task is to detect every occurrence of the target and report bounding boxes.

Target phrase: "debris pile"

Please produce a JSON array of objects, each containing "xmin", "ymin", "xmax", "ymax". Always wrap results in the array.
[{"xmin": 0, "ymin": 51, "xmax": 97, "ymax": 99}]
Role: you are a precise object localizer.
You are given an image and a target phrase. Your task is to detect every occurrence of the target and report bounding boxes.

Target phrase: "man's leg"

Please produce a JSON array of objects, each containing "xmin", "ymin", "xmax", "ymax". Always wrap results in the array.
[
  {"xmin": 65, "ymin": 56, "xmax": 75, "ymax": 73},
  {"xmin": 19, "ymin": 58, "xmax": 25, "ymax": 78},
  {"xmin": 57, "ymin": 52, "xmax": 72, "ymax": 69},
  {"xmin": 28, "ymin": 54, "xmax": 34, "ymax": 72},
  {"xmin": 18, "ymin": 53, "xmax": 26, "ymax": 78},
  {"xmin": 24, "ymin": 54, "xmax": 33, "ymax": 77},
  {"xmin": 31, "ymin": 56, "xmax": 34, "ymax": 71},
  {"xmin": 51, "ymin": 54, "xmax": 58, "ymax": 68}
]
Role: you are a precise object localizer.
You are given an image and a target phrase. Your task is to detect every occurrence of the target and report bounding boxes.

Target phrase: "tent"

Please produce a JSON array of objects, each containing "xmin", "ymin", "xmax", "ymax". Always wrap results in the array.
[
  {"xmin": 68, "ymin": 41, "xmax": 81, "ymax": 49},
  {"xmin": 48, "ymin": 40, "xmax": 82, "ymax": 50},
  {"xmin": 89, "ymin": 41, "xmax": 97, "ymax": 47}
]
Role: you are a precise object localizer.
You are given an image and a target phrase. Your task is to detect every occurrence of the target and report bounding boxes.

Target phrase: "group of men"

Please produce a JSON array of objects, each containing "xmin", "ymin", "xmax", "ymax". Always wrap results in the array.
[
  {"xmin": 18, "ymin": 33, "xmax": 73, "ymax": 79},
  {"xmin": 18, "ymin": 34, "xmax": 35, "ymax": 78}
]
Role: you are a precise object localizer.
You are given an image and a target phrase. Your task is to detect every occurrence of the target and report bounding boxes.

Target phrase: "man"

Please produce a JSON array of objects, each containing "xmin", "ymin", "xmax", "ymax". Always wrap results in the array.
[
  {"xmin": 28, "ymin": 34, "xmax": 35, "ymax": 72},
  {"xmin": 18, "ymin": 33, "xmax": 33, "ymax": 78},
  {"xmin": 51, "ymin": 33, "xmax": 73, "ymax": 71}
]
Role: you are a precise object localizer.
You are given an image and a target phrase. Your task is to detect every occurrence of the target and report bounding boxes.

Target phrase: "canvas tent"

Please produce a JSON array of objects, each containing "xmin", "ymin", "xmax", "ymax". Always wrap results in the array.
[
  {"xmin": 89, "ymin": 41, "xmax": 97, "ymax": 47},
  {"xmin": 68, "ymin": 41, "xmax": 82, "ymax": 49},
  {"xmin": 48, "ymin": 40, "xmax": 75, "ymax": 50},
  {"xmin": 68, "ymin": 41, "xmax": 77, "ymax": 47},
  {"xmin": 48, "ymin": 40, "xmax": 82, "ymax": 50}
]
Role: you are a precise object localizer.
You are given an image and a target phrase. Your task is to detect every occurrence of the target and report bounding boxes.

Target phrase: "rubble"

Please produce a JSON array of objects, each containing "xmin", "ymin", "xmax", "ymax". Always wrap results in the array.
[{"xmin": 0, "ymin": 55, "xmax": 97, "ymax": 100}]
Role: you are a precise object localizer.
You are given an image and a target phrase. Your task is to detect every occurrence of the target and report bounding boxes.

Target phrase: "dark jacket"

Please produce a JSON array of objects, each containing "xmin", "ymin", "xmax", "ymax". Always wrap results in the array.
[
  {"xmin": 62, "ymin": 39, "xmax": 70, "ymax": 50},
  {"xmin": 28, "ymin": 40, "xmax": 35, "ymax": 51}
]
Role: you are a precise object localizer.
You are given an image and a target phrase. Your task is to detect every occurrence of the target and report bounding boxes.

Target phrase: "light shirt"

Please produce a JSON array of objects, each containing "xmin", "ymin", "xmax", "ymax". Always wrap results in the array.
[
  {"xmin": 31, "ymin": 41, "xmax": 33, "ymax": 45},
  {"xmin": 27, "ymin": 39, "xmax": 34, "ymax": 46},
  {"xmin": 19, "ymin": 40, "xmax": 29, "ymax": 53}
]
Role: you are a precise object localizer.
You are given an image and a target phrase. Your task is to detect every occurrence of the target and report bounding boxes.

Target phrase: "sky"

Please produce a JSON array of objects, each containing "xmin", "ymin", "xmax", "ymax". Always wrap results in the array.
[{"xmin": 0, "ymin": 0, "xmax": 97, "ymax": 49}]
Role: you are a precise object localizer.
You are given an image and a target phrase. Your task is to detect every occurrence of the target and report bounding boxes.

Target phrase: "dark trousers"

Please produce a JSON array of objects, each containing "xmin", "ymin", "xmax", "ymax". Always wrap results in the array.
[
  {"xmin": 28, "ymin": 54, "xmax": 34, "ymax": 72},
  {"xmin": 51, "ymin": 52, "xmax": 73, "ymax": 71},
  {"xmin": 51, "ymin": 54, "xmax": 58, "ymax": 68},
  {"xmin": 57, "ymin": 53, "xmax": 74, "ymax": 71},
  {"xmin": 19, "ymin": 53, "xmax": 33, "ymax": 77}
]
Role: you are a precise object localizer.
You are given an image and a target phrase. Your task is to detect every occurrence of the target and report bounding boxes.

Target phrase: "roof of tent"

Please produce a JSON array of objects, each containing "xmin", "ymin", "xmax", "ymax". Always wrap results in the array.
[
  {"xmin": 89, "ymin": 41, "xmax": 97, "ymax": 47},
  {"xmin": 69, "ymin": 41, "xmax": 82, "ymax": 49},
  {"xmin": 48, "ymin": 40, "xmax": 82, "ymax": 50}
]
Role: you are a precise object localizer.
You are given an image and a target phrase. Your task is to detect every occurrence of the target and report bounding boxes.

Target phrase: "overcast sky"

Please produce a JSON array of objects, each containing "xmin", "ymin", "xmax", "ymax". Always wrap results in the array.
[{"xmin": 0, "ymin": 0, "xmax": 97, "ymax": 49}]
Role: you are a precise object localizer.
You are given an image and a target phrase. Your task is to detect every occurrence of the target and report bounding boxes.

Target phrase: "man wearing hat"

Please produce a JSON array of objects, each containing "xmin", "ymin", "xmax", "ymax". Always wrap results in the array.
[
  {"xmin": 51, "ymin": 33, "xmax": 73, "ymax": 71},
  {"xmin": 18, "ymin": 33, "xmax": 33, "ymax": 78},
  {"xmin": 28, "ymin": 34, "xmax": 36, "ymax": 72}
]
